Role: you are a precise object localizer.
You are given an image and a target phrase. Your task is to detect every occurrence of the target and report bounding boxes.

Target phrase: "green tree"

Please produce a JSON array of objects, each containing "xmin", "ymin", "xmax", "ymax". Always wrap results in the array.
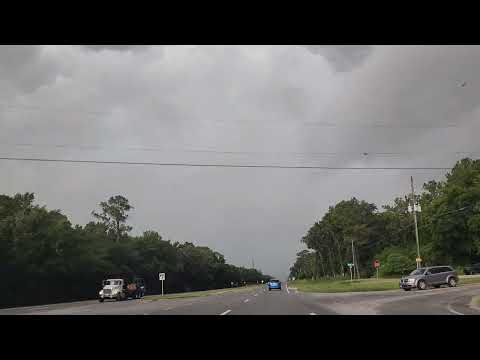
[{"xmin": 92, "ymin": 195, "xmax": 134, "ymax": 242}]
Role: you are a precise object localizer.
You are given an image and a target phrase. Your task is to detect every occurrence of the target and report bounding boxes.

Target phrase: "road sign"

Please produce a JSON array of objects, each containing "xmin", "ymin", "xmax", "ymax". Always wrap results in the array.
[
  {"xmin": 159, "ymin": 273, "xmax": 165, "ymax": 296},
  {"xmin": 373, "ymin": 260, "xmax": 380, "ymax": 280},
  {"xmin": 347, "ymin": 263, "xmax": 354, "ymax": 282}
]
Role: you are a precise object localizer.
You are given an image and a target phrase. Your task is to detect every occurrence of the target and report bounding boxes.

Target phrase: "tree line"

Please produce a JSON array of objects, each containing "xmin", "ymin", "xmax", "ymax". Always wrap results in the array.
[
  {"xmin": 0, "ymin": 194, "xmax": 270, "ymax": 308},
  {"xmin": 290, "ymin": 158, "xmax": 480, "ymax": 280}
]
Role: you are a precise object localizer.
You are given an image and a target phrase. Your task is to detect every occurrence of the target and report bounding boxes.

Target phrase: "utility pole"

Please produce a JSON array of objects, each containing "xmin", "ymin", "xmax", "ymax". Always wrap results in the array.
[
  {"xmin": 354, "ymin": 245, "xmax": 360, "ymax": 279},
  {"xmin": 351, "ymin": 237, "xmax": 356, "ymax": 279},
  {"xmin": 410, "ymin": 176, "xmax": 421, "ymax": 269}
]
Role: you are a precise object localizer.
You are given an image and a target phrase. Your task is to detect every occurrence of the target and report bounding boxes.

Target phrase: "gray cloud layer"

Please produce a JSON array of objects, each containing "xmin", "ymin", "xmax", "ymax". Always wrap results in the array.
[
  {"xmin": 0, "ymin": 45, "xmax": 60, "ymax": 94},
  {"xmin": 1, "ymin": 45, "xmax": 479, "ymax": 279},
  {"xmin": 82, "ymin": 45, "xmax": 151, "ymax": 52},
  {"xmin": 301, "ymin": 45, "xmax": 374, "ymax": 72}
]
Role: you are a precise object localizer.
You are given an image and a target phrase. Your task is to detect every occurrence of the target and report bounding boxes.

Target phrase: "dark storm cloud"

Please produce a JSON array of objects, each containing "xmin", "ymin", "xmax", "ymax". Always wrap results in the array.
[
  {"xmin": 301, "ymin": 45, "xmax": 374, "ymax": 72},
  {"xmin": 1, "ymin": 45, "xmax": 480, "ymax": 280},
  {"xmin": 0, "ymin": 45, "xmax": 60, "ymax": 93}
]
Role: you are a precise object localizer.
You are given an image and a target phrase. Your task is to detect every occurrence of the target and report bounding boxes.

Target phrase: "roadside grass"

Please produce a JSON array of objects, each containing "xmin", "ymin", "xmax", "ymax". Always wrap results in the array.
[
  {"xmin": 459, "ymin": 275, "xmax": 480, "ymax": 285},
  {"xmin": 289, "ymin": 275, "xmax": 480, "ymax": 293},
  {"xmin": 288, "ymin": 278, "xmax": 399, "ymax": 293},
  {"xmin": 145, "ymin": 285, "xmax": 259, "ymax": 301}
]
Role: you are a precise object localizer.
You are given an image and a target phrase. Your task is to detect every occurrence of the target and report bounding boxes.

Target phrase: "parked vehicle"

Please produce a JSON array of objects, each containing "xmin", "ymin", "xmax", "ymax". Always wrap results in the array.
[
  {"xmin": 99, "ymin": 277, "xmax": 146, "ymax": 302},
  {"xmin": 399, "ymin": 266, "xmax": 458, "ymax": 291},
  {"xmin": 464, "ymin": 263, "xmax": 480, "ymax": 275}
]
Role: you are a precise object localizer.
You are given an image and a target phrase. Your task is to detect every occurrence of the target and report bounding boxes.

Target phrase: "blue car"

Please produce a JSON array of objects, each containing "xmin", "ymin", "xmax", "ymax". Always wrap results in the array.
[{"xmin": 268, "ymin": 279, "xmax": 281, "ymax": 291}]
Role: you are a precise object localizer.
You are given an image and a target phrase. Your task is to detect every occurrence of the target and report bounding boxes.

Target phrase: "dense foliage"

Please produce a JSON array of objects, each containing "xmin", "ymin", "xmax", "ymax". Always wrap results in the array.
[
  {"xmin": 0, "ymin": 194, "xmax": 269, "ymax": 308},
  {"xmin": 290, "ymin": 158, "xmax": 480, "ymax": 279}
]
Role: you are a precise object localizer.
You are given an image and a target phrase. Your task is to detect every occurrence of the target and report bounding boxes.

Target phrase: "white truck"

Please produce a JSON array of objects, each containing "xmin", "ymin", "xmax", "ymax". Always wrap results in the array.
[{"xmin": 98, "ymin": 278, "xmax": 146, "ymax": 302}]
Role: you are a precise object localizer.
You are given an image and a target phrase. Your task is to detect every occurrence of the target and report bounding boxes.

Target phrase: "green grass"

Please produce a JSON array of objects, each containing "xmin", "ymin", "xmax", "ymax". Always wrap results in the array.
[
  {"xmin": 289, "ymin": 275, "xmax": 480, "ymax": 293},
  {"xmin": 458, "ymin": 275, "xmax": 480, "ymax": 285},
  {"xmin": 145, "ymin": 285, "xmax": 259, "ymax": 301},
  {"xmin": 288, "ymin": 278, "xmax": 400, "ymax": 293}
]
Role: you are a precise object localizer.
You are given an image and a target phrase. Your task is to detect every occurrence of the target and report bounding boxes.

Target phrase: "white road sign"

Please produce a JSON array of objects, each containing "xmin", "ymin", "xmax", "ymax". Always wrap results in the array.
[{"xmin": 159, "ymin": 273, "xmax": 165, "ymax": 281}]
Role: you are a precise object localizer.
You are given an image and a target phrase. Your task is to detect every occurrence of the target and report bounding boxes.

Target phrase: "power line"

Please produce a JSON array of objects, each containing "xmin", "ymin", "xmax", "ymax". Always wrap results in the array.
[
  {"xmin": 358, "ymin": 205, "xmax": 473, "ymax": 251},
  {"xmin": 0, "ymin": 156, "xmax": 453, "ymax": 170}
]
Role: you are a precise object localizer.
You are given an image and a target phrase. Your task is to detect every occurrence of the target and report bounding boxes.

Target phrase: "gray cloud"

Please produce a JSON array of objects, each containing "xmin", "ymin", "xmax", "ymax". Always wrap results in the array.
[
  {"xmin": 301, "ymin": 45, "xmax": 374, "ymax": 72},
  {"xmin": 0, "ymin": 45, "xmax": 60, "ymax": 94},
  {"xmin": 1, "ymin": 45, "xmax": 479, "ymax": 279},
  {"xmin": 82, "ymin": 45, "xmax": 150, "ymax": 52}
]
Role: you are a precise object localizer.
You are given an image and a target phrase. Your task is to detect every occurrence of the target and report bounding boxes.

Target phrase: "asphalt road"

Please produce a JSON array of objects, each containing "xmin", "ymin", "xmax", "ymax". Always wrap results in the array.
[{"xmin": 1, "ymin": 283, "xmax": 479, "ymax": 315}]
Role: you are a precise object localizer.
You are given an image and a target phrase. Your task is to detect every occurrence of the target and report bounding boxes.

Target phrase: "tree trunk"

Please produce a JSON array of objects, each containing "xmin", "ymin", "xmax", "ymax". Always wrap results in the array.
[
  {"xmin": 116, "ymin": 220, "xmax": 120, "ymax": 242},
  {"xmin": 328, "ymin": 248, "xmax": 336, "ymax": 277},
  {"xmin": 318, "ymin": 251, "xmax": 326, "ymax": 278},
  {"xmin": 335, "ymin": 237, "xmax": 345, "ymax": 277}
]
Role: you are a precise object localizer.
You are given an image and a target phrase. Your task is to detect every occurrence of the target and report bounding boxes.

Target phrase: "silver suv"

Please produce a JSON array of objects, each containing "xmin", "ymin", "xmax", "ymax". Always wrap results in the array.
[{"xmin": 399, "ymin": 266, "xmax": 458, "ymax": 291}]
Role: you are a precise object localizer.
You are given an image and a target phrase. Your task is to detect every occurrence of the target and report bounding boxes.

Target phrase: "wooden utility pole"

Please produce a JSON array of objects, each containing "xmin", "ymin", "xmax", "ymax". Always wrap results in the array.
[{"xmin": 410, "ymin": 176, "xmax": 421, "ymax": 269}]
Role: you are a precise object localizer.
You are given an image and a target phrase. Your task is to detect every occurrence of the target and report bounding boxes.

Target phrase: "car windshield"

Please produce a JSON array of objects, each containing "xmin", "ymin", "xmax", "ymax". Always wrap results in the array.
[
  {"xmin": 104, "ymin": 280, "xmax": 121, "ymax": 285},
  {"xmin": 270, "ymin": 280, "xmax": 279, "ymax": 283},
  {"xmin": 410, "ymin": 269, "xmax": 426, "ymax": 276}
]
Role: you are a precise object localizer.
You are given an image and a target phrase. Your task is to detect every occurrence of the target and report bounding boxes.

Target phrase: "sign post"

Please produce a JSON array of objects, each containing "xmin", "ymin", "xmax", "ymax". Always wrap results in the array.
[
  {"xmin": 159, "ymin": 273, "xmax": 165, "ymax": 296},
  {"xmin": 374, "ymin": 260, "xmax": 380, "ymax": 280},
  {"xmin": 347, "ymin": 263, "xmax": 354, "ymax": 282}
]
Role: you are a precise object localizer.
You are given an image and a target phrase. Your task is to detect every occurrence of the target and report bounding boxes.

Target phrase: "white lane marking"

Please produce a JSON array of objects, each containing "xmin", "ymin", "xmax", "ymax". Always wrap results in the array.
[
  {"xmin": 254, "ymin": 294, "xmax": 258, "ymax": 297},
  {"xmin": 220, "ymin": 309, "xmax": 232, "ymax": 315},
  {"xmin": 447, "ymin": 303, "xmax": 464, "ymax": 315},
  {"xmin": 9, "ymin": 305, "xmax": 51, "ymax": 312},
  {"xmin": 165, "ymin": 307, "xmax": 174, "ymax": 311},
  {"xmin": 143, "ymin": 313, "xmax": 148, "ymax": 315},
  {"xmin": 244, "ymin": 299, "xmax": 250, "ymax": 303},
  {"xmin": 309, "ymin": 312, "xmax": 317, "ymax": 315},
  {"xmin": 286, "ymin": 286, "xmax": 290, "ymax": 294}
]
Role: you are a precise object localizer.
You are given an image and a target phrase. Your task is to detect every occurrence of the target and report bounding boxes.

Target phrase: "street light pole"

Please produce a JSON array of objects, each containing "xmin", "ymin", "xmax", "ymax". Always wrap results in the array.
[{"xmin": 410, "ymin": 176, "xmax": 421, "ymax": 269}]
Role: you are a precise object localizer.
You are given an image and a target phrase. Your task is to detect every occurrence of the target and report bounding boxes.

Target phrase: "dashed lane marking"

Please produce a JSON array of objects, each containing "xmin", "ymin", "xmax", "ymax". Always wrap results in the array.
[{"xmin": 220, "ymin": 309, "xmax": 232, "ymax": 315}]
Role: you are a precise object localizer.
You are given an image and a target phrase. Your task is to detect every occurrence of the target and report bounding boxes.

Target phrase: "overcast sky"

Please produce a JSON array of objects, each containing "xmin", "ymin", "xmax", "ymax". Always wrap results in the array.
[{"xmin": 1, "ymin": 45, "xmax": 480, "ymax": 279}]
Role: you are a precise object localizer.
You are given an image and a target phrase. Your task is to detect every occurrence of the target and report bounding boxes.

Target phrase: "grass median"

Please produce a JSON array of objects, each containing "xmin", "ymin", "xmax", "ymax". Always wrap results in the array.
[
  {"xmin": 145, "ymin": 285, "xmax": 259, "ymax": 301},
  {"xmin": 289, "ymin": 275, "xmax": 480, "ymax": 293}
]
